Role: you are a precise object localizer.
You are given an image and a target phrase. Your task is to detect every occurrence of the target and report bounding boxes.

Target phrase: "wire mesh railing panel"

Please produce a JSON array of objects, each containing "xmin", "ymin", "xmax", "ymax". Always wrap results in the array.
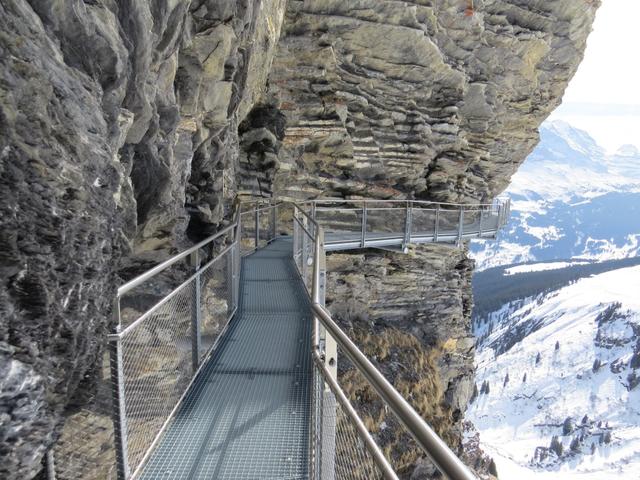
[
  {"xmin": 312, "ymin": 360, "xmax": 386, "ymax": 480},
  {"xmin": 240, "ymin": 210, "xmax": 256, "ymax": 254},
  {"xmin": 365, "ymin": 208, "xmax": 406, "ymax": 239},
  {"xmin": 410, "ymin": 208, "xmax": 437, "ymax": 238},
  {"xmin": 436, "ymin": 209, "xmax": 462, "ymax": 237},
  {"xmin": 333, "ymin": 401, "xmax": 385, "ymax": 480},
  {"xmin": 52, "ymin": 352, "xmax": 117, "ymax": 480},
  {"xmin": 310, "ymin": 360, "xmax": 324, "ymax": 480},
  {"xmin": 119, "ymin": 280, "xmax": 195, "ymax": 473},
  {"xmin": 480, "ymin": 207, "xmax": 500, "ymax": 232},
  {"xmin": 258, "ymin": 206, "xmax": 274, "ymax": 249},
  {"xmin": 462, "ymin": 209, "xmax": 481, "ymax": 234},
  {"xmin": 198, "ymin": 251, "xmax": 233, "ymax": 362},
  {"xmin": 334, "ymin": 341, "xmax": 447, "ymax": 479},
  {"xmin": 315, "ymin": 208, "xmax": 363, "ymax": 238},
  {"xmin": 293, "ymin": 208, "xmax": 318, "ymax": 295}
]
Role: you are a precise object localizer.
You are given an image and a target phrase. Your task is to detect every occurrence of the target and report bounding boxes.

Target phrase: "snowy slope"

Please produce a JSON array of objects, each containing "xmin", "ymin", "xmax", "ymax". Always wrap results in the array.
[
  {"xmin": 468, "ymin": 265, "xmax": 640, "ymax": 479},
  {"xmin": 471, "ymin": 121, "xmax": 640, "ymax": 270}
]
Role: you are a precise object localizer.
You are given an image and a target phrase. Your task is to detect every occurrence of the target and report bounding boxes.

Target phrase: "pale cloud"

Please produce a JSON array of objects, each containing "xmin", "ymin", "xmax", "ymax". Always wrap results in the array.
[{"xmin": 550, "ymin": 0, "xmax": 640, "ymax": 152}]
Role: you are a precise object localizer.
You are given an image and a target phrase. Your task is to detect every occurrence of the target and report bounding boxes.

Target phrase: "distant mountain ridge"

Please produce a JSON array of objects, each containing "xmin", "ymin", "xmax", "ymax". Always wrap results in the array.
[{"xmin": 471, "ymin": 120, "xmax": 640, "ymax": 270}]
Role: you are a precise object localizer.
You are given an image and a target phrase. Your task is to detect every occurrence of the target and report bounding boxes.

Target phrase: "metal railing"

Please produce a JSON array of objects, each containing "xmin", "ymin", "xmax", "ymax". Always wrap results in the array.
[
  {"xmin": 304, "ymin": 198, "xmax": 510, "ymax": 251},
  {"xmin": 47, "ymin": 197, "xmax": 499, "ymax": 480},
  {"xmin": 110, "ymin": 201, "xmax": 281, "ymax": 479},
  {"xmin": 292, "ymin": 202, "xmax": 478, "ymax": 480}
]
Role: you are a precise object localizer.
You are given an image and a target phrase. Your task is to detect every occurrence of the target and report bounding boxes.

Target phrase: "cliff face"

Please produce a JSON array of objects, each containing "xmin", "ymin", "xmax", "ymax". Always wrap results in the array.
[
  {"xmin": 0, "ymin": 1, "xmax": 598, "ymax": 478},
  {"xmin": 0, "ymin": 1, "xmax": 286, "ymax": 476}
]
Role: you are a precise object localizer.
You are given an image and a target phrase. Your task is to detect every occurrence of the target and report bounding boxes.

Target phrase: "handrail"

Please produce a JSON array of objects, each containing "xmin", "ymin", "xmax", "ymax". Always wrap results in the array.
[
  {"xmin": 306, "ymin": 198, "xmax": 507, "ymax": 209},
  {"xmin": 312, "ymin": 304, "xmax": 477, "ymax": 480},
  {"xmin": 117, "ymin": 200, "xmax": 287, "ymax": 298},
  {"xmin": 117, "ymin": 223, "xmax": 237, "ymax": 297}
]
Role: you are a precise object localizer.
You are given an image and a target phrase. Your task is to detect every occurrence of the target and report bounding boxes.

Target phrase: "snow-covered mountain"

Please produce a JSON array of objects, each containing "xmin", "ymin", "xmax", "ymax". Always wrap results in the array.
[
  {"xmin": 468, "ymin": 263, "xmax": 640, "ymax": 479},
  {"xmin": 471, "ymin": 121, "xmax": 640, "ymax": 270}
]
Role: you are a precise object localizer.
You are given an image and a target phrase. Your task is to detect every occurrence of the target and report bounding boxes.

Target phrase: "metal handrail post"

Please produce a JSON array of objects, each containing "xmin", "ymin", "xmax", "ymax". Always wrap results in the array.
[
  {"xmin": 311, "ymin": 227, "xmax": 324, "ymax": 349},
  {"xmin": 190, "ymin": 251, "xmax": 201, "ymax": 372},
  {"xmin": 434, "ymin": 204, "xmax": 440, "ymax": 242},
  {"xmin": 457, "ymin": 208, "xmax": 464, "ymax": 246},
  {"xmin": 478, "ymin": 208, "xmax": 484, "ymax": 237},
  {"xmin": 272, "ymin": 203, "xmax": 277, "ymax": 241},
  {"xmin": 109, "ymin": 305, "xmax": 131, "ymax": 480},
  {"xmin": 312, "ymin": 304, "xmax": 478, "ymax": 480},
  {"xmin": 361, "ymin": 202, "xmax": 367, "ymax": 248},
  {"xmin": 302, "ymin": 216, "xmax": 309, "ymax": 283},
  {"xmin": 293, "ymin": 209, "xmax": 300, "ymax": 270},
  {"xmin": 403, "ymin": 201, "xmax": 412, "ymax": 252},
  {"xmin": 254, "ymin": 204, "xmax": 260, "ymax": 249}
]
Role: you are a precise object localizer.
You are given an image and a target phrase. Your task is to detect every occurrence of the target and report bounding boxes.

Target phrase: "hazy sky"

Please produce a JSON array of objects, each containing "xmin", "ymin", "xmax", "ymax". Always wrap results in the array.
[{"xmin": 549, "ymin": 0, "xmax": 640, "ymax": 151}]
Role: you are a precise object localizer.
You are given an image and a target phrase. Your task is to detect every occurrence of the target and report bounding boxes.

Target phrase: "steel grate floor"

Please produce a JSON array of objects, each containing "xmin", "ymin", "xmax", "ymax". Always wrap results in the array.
[{"xmin": 139, "ymin": 238, "xmax": 312, "ymax": 480}]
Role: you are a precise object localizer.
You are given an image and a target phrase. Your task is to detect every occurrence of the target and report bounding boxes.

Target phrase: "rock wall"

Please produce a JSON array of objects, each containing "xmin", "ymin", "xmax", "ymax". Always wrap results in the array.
[
  {"xmin": 0, "ymin": 1, "xmax": 285, "ymax": 477},
  {"xmin": 0, "ymin": 0, "xmax": 598, "ymax": 478}
]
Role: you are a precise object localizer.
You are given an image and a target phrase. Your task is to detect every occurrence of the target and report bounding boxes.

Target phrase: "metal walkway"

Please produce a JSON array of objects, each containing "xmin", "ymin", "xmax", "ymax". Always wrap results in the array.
[
  {"xmin": 138, "ymin": 238, "xmax": 313, "ymax": 479},
  {"xmin": 49, "ymin": 200, "xmax": 507, "ymax": 480}
]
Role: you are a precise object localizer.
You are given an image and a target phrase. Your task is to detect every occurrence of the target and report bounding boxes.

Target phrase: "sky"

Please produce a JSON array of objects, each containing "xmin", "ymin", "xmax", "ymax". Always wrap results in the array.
[{"xmin": 549, "ymin": 0, "xmax": 640, "ymax": 152}]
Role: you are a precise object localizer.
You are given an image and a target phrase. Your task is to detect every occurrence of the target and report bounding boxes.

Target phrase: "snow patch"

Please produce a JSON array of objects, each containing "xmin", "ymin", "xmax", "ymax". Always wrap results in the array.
[{"xmin": 504, "ymin": 261, "xmax": 591, "ymax": 275}]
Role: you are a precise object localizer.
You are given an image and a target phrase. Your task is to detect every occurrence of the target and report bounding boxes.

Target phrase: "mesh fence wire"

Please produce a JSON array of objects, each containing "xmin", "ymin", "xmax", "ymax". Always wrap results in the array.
[
  {"xmin": 334, "ymin": 343, "xmax": 445, "ymax": 479},
  {"xmin": 198, "ymin": 251, "xmax": 233, "ymax": 361},
  {"xmin": 481, "ymin": 205, "xmax": 500, "ymax": 232},
  {"xmin": 51, "ymin": 352, "xmax": 117, "ymax": 480},
  {"xmin": 240, "ymin": 205, "xmax": 279, "ymax": 253},
  {"xmin": 119, "ymin": 279, "xmax": 194, "ymax": 472},
  {"xmin": 410, "ymin": 208, "xmax": 437, "ymax": 238},
  {"xmin": 257, "ymin": 206, "xmax": 275, "ymax": 249},
  {"xmin": 436, "ymin": 208, "xmax": 462, "ymax": 237},
  {"xmin": 365, "ymin": 208, "xmax": 405, "ymax": 239},
  {"xmin": 293, "ymin": 208, "xmax": 317, "ymax": 294},
  {"xmin": 240, "ymin": 210, "xmax": 257, "ymax": 254},
  {"xmin": 462, "ymin": 209, "xmax": 481, "ymax": 234},
  {"xmin": 117, "ymin": 244, "xmax": 239, "ymax": 474},
  {"xmin": 315, "ymin": 208, "xmax": 363, "ymax": 238},
  {"xmin": 312, "ymin": 361, "xmax": 386, "ymax": 480}
]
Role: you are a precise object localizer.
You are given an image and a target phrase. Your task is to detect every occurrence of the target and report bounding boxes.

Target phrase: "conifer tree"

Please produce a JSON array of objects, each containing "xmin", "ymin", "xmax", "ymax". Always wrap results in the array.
[{"xmin": 550, "ymin": 436, "xmax": 563, "ymax": 456}]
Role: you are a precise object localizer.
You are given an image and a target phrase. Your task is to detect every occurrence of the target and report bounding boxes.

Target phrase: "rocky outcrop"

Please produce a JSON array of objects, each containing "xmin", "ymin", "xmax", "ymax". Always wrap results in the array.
[
  {"xmin": 268, "ymin": 0, "xmax": 598, "ymax": 203},
  {"xmin": 0, "ymin": 0, "xmax": 598, "ymax": 478}
]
